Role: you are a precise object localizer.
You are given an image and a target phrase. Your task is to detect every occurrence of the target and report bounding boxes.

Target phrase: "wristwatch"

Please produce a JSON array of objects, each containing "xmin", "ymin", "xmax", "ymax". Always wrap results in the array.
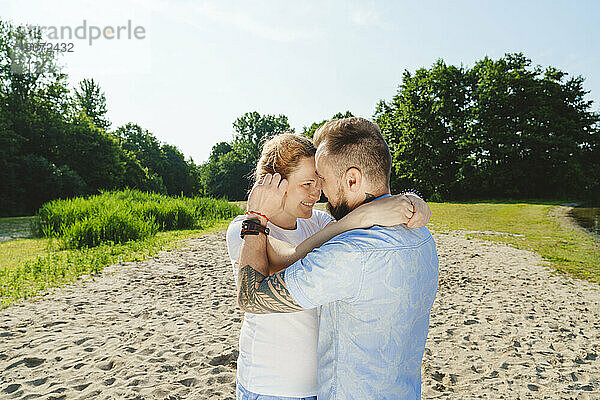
[{"xmin": 240, "ymin": 218, "xmax": 270, "ymax": 238}]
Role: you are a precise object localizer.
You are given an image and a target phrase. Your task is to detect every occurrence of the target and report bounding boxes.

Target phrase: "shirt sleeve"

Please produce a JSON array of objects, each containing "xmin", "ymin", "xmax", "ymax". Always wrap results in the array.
[
  {"xmin": 226, "ymin": 216, "xmax": 245, "ymax": 286},
  {"xmin": 284, "ymin": 235, "xmax": 364, "ymax": 309}
]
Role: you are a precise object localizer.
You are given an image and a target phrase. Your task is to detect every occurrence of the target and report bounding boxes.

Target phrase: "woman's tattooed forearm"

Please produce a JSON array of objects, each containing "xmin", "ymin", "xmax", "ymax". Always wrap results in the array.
[{"xmin": 237, "ymin": 265, "xmax": 303, "ymax": 314}]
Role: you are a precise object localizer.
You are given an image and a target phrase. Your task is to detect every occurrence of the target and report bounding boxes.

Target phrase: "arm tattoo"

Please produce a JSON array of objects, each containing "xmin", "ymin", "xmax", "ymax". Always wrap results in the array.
[{"xmin": 237, "ymin": 265, "xmax": 304, "ymax": 314}]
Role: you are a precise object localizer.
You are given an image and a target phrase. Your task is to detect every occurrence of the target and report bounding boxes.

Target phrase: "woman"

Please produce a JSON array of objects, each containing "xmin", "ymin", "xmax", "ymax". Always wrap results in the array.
[{"xmin": 226, "ymin": 133, "xmax": 430, "ymax": 400}]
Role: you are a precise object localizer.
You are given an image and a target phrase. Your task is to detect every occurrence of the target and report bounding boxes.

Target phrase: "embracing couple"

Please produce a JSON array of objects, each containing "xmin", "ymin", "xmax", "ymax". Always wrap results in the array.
[{"xmin": 226, "ymin": 117, "xmax": 439, "ymax": 400}]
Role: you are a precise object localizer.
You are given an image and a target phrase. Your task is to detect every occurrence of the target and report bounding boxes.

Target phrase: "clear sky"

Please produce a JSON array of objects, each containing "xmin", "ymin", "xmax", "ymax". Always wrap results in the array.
[{"xmin": 3, "ymin": 0, "xmax": 598, "ymax": 163}]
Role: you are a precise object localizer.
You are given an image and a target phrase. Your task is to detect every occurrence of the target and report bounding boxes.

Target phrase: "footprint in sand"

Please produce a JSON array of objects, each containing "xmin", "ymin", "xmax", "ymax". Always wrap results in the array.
[
  {"xmin": 179, "ymin": 377, "xmax": 198, "ymax": 387},
  {"xmin": 42, "ymin": 321, "xmax": 67, "ymax": 329},
  {"xmin": 97, "ymin": 359, "xmax": 114, "ymax": 371},
  {"xmin": 2, "ymin": 383, "xmax": 21, "ymax": 394},
  {"xmin": 208, "ymin": 350, "xmax": 238, "ymax": 367},
  {"xmin": 74, "ymin": 337, "xmax": 92, "ymax": 345},
  {"xmin": 72, "ymin": 362, "xmax": 85, "ymax": 370},
  {"xmin": 72, "ymin": 382, "xmax": 91, "ymax": 391},
  {"xmin": 26, "ymin": 377, "xmax": 48, "ymax": 386},
  {"xmin": 5, "ymin": 357, "xmax": 45, "ymax": 370}
]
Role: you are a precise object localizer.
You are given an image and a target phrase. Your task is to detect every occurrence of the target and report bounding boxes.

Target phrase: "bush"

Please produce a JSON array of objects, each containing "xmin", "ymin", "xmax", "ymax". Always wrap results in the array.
[
  {"xmin": 36, "ymin": 189, "xmax": 243, "ymax": 249},
  {"xmin": 61, "ymin": 210, "xmax": 158, "ymax": 248}
]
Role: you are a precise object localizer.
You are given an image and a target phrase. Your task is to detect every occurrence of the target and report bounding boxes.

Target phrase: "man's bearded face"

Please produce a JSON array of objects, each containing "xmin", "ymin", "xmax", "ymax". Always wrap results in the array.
[
  {"xmin": 316, "ymin": 150, "xmax": 353, "ymax": 221},
  {"xmin": 327, "ymin": 200, "xmax": 352, "ymax": 221},
  {"xmin": 326, "ymin": 184, "xmax": 352, "ymax": 221}
]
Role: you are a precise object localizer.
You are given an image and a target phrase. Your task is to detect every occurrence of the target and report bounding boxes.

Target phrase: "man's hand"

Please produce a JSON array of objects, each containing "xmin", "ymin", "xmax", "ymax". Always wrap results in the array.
[{"xmin": 247, "ymin": 173, "xmax": 289, "ymax": 223}]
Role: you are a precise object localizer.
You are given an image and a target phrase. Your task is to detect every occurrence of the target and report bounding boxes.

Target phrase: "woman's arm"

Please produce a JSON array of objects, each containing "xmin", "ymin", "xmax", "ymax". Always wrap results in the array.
[
  {"xmin": 404, "ymin": 193, "xmax": 432, "ymax": 228},
  {"xmin": 266, "ymin": 193, "xmax": 431, "ymax": 274},
  {"xmin": 266, "ymin": 214, "xmax": 363, "ymax": 274}
]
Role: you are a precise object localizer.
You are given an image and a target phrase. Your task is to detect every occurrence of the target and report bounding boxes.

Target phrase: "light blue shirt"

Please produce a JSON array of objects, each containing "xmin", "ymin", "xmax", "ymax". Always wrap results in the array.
[{"xmin": 285, "ymin": 222, "xmax": 439, "ymax": 400}]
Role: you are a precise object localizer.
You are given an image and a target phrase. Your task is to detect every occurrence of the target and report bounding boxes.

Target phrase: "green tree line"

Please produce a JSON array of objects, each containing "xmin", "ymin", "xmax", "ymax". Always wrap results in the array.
[
  {"xmin": 182, "ymin": 54, "xmax": 600, "ymax": 202},
  {"xmin": 1, "ymin": 19, "xmax": 598, "ymax": 217},
  {"xmin": 0, "ymin": 21, "xmax": 206, "ymax": 216},
  {"xmin": 374, "ymin": 54, "xmax": 599, "ymax": 200}
]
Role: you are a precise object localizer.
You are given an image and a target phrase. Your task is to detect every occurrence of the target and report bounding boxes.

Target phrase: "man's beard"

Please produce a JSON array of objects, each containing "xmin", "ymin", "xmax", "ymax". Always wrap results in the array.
[{"xmin": 327, "ymin": 199, "xmax": 352, "ymax": 221}]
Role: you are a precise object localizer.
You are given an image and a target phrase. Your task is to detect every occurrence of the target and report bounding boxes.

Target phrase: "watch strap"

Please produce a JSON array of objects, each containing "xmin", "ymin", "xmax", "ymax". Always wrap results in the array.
[{"xmin": 240, "ymin": 218, "xmax": 270, "ymax": 238}]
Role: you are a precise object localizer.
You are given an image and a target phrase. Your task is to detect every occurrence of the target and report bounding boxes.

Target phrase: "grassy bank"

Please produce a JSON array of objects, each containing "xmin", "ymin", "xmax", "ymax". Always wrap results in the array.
[
  {"xmin": 0, "ymin": 221, "xmax": 235, "ymax": 309},
  {"xmin": 266, "ymin": 200, "xmax": 599, "ymax": 284},
  {"xmin": 37, "ymin": 189, "xmax": 241, "ymax": 248},
  {"xmin": 428, "ymin": 202, "xmax": 600, "ymax": 284},
  {"xmin": 0, "ymin": 190, "xmax": 243, "ymax": 308}
]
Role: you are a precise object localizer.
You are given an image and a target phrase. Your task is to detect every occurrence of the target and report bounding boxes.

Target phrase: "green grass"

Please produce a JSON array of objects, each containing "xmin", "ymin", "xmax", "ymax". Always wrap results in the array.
[
  {"xmin": 0, "ymin": 221, "xmax": 233, "ymax": 309},
  {"xmin": 429, "ymin": 202, "xmax": 600, "ymax": 284}
]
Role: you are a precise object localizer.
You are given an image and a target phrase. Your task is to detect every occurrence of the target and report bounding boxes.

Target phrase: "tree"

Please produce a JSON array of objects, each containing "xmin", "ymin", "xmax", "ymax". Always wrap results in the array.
[
  {"xmin": 232, "ymin": 111, "xmax": 291, "ymax": 162},
  {"xmin": 0, "ymin": 20, "xmax": 70, "ymax": 162},
  {"xmin": 186, "ymin": 157, "xmax": 204, "ymax": 196},
  {"xmin": 0, "ymin": 21, "xmax": 64, "ymax": 105},
  {"xmin": 119, "ymin": 149, "xmax": 167, "ymax": 194},
  {"xmin": 58, "ymin": 113, "xmax": 125, "ymax": 191},
  {"xmin": 114, "ymin": 123, "xmax": 202, "ymax": 195},
  {"xmin": 375, "ymin": 53, "xmax": 599, "ymax": 200},
  {"xmin": 160, "ymin": 143, "xmax": 194, "ymax": 195},
  {"xmin": 199, "ymin": 150, "xmax": 252, "ymax": 200},
  {"xmin": 74, "ymin": 78, "xmax": 110, "ymax": 130},
  {"xmin": 114, "ymin": 123, "xmax": 164, "ymax": 173},
  {"xmin": 468, "ymin": 54, "xmax": 599, "ymax": 198},
  {"xmin": 0, "ymin": 20, "xmax": 77, "ymax": 215},
  {"xmin": 197, "ymin": 112, "xmax": 292, "ymax": 200},
  {"xmin": 302, "ymin": 111, "xmax": 354, "ymax": 139},
  {"xmin": 209, "ymin": 141, "xmax": 233, "ymax": 162},
  {"xmin": 1, "ymin": 154, "xmax": 86, "ymax": 216},
  {"xmin": 0, "ymin": 20, "xmax": 206, "ymax": 215},
  {"xmin": 375, "ymin": 62, "xmax": 470, "ymax": 199},
  {"xmin": 0, "ymin": 117, "xmax": 26, "ymax": 215}
]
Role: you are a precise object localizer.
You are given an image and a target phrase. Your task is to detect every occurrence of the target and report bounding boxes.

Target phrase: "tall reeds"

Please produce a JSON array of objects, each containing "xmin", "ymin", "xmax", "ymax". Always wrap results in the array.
[{"xmin": 36, "ymin": 189, "xmax": 242, "ymax": 249}]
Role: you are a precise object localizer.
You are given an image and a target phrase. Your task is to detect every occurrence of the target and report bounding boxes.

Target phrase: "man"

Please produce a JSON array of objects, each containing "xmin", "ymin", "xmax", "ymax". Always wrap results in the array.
[{"xmin": 236, "ymin": 117, "xmax": 439, "ymax": 399}]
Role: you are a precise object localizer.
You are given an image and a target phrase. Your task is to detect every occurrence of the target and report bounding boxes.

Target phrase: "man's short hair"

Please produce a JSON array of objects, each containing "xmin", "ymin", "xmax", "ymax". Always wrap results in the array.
[{"xmin": 313, "ymin": 117, "xmax": 391, "ymax": 190}]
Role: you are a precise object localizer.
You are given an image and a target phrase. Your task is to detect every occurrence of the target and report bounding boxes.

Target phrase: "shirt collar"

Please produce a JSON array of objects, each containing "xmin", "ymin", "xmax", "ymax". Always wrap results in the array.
[{"xmin": 363, "ymin": 193, "xmax": 392, "ymax": 205}]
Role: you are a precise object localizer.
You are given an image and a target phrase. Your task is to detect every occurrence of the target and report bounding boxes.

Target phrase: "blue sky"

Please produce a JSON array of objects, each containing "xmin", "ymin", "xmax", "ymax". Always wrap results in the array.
[{"xmin": 3, "ymin": 0, "xmax": 598, "ymax": 163}]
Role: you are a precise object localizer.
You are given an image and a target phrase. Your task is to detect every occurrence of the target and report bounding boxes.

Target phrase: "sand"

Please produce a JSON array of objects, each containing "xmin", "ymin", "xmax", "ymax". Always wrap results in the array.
[
  {"xmin": 1, "ymin": 234, "xmax": 239, "ymax": 399},
  {"xmin": 1, "ymin": 228, "xmax": 599, "ymax": 399},
  {"xmin": 423, "ymin": 232, "xmax": 599, "ymax": 399}
]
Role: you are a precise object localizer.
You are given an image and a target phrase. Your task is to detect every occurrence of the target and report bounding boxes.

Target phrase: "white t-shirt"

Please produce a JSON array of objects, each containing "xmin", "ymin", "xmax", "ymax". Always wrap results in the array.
[{"xmin": 226, "ymin": 210, "xmax": 334, "ymax": 397}]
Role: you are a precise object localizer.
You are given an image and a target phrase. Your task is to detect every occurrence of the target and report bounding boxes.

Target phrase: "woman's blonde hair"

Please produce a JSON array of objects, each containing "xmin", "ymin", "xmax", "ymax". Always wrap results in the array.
[{"xmin": 254, "ymin": 133, "xmax": 316, "ymax": 183}]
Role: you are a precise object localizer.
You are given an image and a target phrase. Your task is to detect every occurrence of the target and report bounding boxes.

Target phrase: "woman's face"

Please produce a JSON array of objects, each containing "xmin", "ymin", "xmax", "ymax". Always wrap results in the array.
[{"xmin": 282, "ymin": 156, "xmax": 322, "ymax": 220}]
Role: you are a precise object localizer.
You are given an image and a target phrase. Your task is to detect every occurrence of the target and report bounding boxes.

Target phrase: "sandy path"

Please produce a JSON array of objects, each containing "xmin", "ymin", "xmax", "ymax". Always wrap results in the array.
[
  {"xmin": 1, "ymin": 229, "xmax": 599, "ymax": 399},
  {"xmin": 1, "ymin": 233, "xmax": 239, "ymax": 399},
  {"xmin": 424, "ymin": 232, "xmax": 599, "ymax": 399}
]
